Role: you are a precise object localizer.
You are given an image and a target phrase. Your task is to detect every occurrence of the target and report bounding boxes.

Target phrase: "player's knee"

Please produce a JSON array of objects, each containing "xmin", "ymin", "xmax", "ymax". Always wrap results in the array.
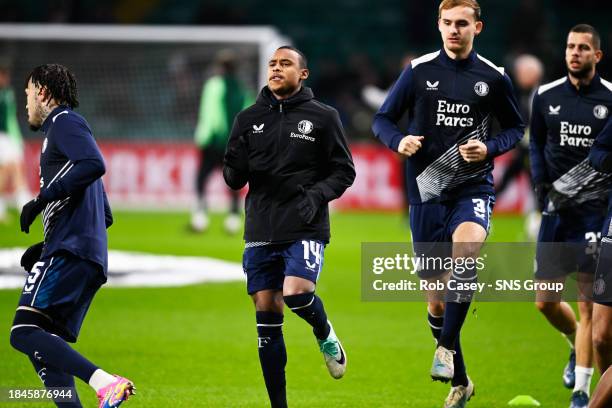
[
  {"xmin": 454, "ymin": 242, "xmax": 482, "ymax": 259},
  {"xmin": 593, "ymin": 325, "xmax": 612, "ymax": 352},
  {"xmin": 535, "ymin": 301, "xmax": 556, "ymax": 314},
  {"xmin": 283, "ymin": 292, "xmax": 315, "ymax": 312},
  {"xmin": 10, "ymin": 308, "xmax": 53, "ymax": 352},
  {"xmin": 428, "ymin": 301, "xmax": 445, "ymax": 317},
  {"xmin": 9, "ymin": 326, "xmax": 35, "ymax": 352}
]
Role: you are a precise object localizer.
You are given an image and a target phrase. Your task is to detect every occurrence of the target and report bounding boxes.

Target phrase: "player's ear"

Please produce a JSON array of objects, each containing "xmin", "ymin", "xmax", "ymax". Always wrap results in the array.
[
  {"xmin": 300, "ymin": 68, "xmax": 309, "ymax": 81},
  {"xmin": 475, "ymin": 20, "xmax": 483, "ymax": 35},
  {"xmin": 594, "ymin": 49, "xmax": 603, "ymax": 64},
  {"xmin": 37, "ymin": 86, "xmax": 48, "ymax": 101}
]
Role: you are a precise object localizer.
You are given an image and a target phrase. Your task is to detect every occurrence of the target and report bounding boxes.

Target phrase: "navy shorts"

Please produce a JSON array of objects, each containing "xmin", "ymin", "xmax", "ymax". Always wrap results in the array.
[
  {"xmin": 243, "ymin": 240, "xmax": 325, "ymax": 295},
  {"xmin": 409, "ymin": 194, "xmax": 494, "ymax": 278},
  {"xmin": 535, "ymin": 212, "xmax": 603, "ymax": 279},
  {"xmin": 17, "ymin": 251, "xmax": 105, "ymax": 342}
]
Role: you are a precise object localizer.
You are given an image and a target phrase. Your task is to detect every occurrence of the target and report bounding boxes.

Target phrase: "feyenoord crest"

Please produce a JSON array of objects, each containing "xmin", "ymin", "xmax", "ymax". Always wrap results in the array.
[
  {"xmin": 594, "ymin": 105, "xmax": 608, "ymax": 119},
  {"xmin": 42, "ymin": 137, "xmax": 48, "ymax": 153},
  {"xmin": 474, "ymin": 81, "xmax": 489, "ymax": 96},
  {"xmin": 298, "ymin": 120, "xmax": 314, "ymax": 135}
]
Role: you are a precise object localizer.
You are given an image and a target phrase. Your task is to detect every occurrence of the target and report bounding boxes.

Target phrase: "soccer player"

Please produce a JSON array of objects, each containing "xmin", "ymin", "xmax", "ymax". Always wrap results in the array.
[
  {"xmin": 589, "ymin": 116, "xmax": 612, "ymax": 375},
  {"xmin": 372, "ymin": 1, "xmax": 524, "ymax": 407},
  {"xmin": 9, "ymin": 64, "xmax": 134, "ymax": 408},
  {"xmin": 529, "ymin": 24, "xmax": 611, "ymax": 408},
  {"xmin": 190, "ymin": 50, "xmax": 252, "ymax": 234},
  {"xmin": 223, "ymin": 46, "xmax": 355, "ymax": 408},
  {"xmin": 0, "ymin": 60, "xmax": 31, "ymax": 220}
]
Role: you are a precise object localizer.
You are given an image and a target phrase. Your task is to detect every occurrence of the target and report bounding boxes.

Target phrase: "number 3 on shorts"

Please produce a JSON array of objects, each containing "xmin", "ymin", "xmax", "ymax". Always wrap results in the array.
[{"xmin": 472, "ymin": 199, "xmax": 486, "ymax": 220}]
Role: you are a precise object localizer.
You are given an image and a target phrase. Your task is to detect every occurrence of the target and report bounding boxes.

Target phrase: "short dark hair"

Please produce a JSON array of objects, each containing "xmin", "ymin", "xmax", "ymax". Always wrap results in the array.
[
  {"xmin": 277, "ymin": 46, "xmax": 308, "ymax": 69},
  {"xmin": 570, "ymin": 24, "xmax": 601, "ymax": 50},
  {"xmin": 26, "ymin": 64, "xmax": 79, "ymax": 109}
]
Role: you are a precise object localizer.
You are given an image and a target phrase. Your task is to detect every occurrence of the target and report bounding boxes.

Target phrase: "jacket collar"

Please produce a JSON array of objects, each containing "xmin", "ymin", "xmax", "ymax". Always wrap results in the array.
[
  {"xmin": 41, "ymin": 105, "xmax": 71, "ymax": 133},
  {"xmin": 439, "ymin": 48, "xmax": 477, "ymax": 69},
  {"xmin": 257, "ymin": 86, "xmax": 314, "ymax": 110},
  {"xmin": 564, "ymin": 72, "xmax": 601, "ymax": 95}
]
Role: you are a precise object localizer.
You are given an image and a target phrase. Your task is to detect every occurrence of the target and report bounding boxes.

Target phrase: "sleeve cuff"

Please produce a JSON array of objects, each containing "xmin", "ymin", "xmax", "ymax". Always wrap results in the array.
[
  {"xmin": 390, "ymin": 133, "xmax": 404, "ymax": 152},
  {"xmin": 485, "ymin": 140, "xmax": 499, "ymax": 158}
]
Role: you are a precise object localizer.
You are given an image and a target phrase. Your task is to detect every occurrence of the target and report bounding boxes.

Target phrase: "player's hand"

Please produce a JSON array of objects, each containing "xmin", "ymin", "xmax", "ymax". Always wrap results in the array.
[
  {"xmin": 397, "ymin": 135, "xmax": 424, "ymax": 157},
  {"xmin": 297, "ymin": 186, "xmax": 323, "ymax": 224},
  {"xmin": 20, "ymin": 196, "xmax": 46, "ymax": 234},
  {"xmin": 546, "ymin": 187, "xmax": 571, "ymax": 212},
  {"xmin": 534, "ymin": 182, "xmax": 552, "ymax": 212},
  {"xmin": 20, "ymin": 241, "xmax": 44, "ymax": 272},
  {"xmin": 459, "ymin": 139, "xmax": 488, "ymax": 162}
]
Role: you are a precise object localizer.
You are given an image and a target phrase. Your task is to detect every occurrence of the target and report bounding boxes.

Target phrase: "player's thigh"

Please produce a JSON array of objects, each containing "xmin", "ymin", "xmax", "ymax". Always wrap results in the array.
[
  {"xmin": 410, "ymin": 203, "xmax": 450, "ymax": 279},
  {"xmin": 17, "ymin": 252, "xmax": 104, "ymax": 342},
  {"xmin": 534, "ymin": 276, "xmax": 567, "ymax": 304},
  {"xmin": 593, "ymin": 303, "xmax": 612, "ymax": 343},
  {"xmin": 243, "ymin": 245, "xmax": 285, "ymax": 296},
  {"xmin": 281, "ymin": 240, "xmax": 325, "ymax": 288},
  {"xmin": 535, "ymin": 213, "xmax": 573, "ymax": 280},
  {"xmin": 448, "ymin": 194, "xmax": 494, "ymax": 243}
]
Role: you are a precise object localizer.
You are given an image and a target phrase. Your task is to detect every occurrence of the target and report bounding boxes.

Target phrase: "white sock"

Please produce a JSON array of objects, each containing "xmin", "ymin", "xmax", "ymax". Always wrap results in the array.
[
  {"xmin": 88, "ymin": 369, "xmax": 116, "ymax": 392},
  {"xmin": 573, "ymin": 365, "xmax": 594, "ymax": 395}
]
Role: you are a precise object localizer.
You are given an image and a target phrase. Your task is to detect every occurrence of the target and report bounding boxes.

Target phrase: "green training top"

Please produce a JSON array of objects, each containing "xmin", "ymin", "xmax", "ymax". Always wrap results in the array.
[
  {"xmin": 194, "ymin": 74, "xmax": 252, "ymax": 149},
  {"xmin": 0, "ymin": 87, "xmax": 22, "ymax": 148}
]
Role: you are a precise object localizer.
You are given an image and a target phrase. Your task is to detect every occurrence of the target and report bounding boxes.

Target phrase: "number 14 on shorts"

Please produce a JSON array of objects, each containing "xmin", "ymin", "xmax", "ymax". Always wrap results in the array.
[{"xmin": 301, "ymin": 240, "xmax": 323, "ymax": 270}]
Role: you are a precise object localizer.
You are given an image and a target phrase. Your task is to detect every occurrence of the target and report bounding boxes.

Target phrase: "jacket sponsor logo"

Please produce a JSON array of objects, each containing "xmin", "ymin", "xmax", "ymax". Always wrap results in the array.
[
  {"xmin": 252, "ymin": 123, "xmax": 264, "ymax": 134},
  {"xmin": 474, "ymin": 81, "xmax": 489, "ymax": 96},
  {"xmin": 436, "ymin": 100, "xmax": 474, "ymax": 127},
  {"xmin": 426, "ymin": 80, "xmax": 439, "ymax": 90},
  {"xmin": 594, "ymin": 105, "xmax": 608, "ymax": 120},
  {"xmin": 291, "ymin": 120, "xmax": 316, "ymax": 141},
  {"xmin": 559, "ymin": 121, "xmax": 593, "ymax": 147},
  {"xmin": 548, "ymin": 105, "xmax": 561, "ymax": 115},
  {"xmin": 297, "ymin": 120, "xmax": 314, "ymax": 135}
]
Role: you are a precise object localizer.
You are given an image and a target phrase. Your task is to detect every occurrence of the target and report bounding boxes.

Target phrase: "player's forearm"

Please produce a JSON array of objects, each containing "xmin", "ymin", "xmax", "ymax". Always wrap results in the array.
[
  {"xmin": 39, "ymin": 158, "xmax": 106, "ymax": 202},
  {"xmin": 103, "ymin": 191, "xmax": 113, "ymax": 228},
  {"xmin": 484, "ymin": 126, "xmax": 524, "ymax": 158},
  {"xmin": 589, "ymin": 144, "xmax": 612, "ymax": 173},
  {"xmin": 311, "ymin": 162, "xmax": 356, "ymax": 203},
  {"xmin": 528, "ymin": 144, "xmax": 549, "ymax": 184},
  {"xmin": 372, "ymin": 115, "xmax": 405, "ymax": 152},
  {"xmin": 223, "ymin": 165, "xmax": 248, "ymax": 190}
]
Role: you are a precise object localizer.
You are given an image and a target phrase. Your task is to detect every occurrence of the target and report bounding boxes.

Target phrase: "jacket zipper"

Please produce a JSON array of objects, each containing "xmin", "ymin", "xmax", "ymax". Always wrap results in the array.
[{"xmin": 269, "ymin": 101, "xmax": 284, "ymax": 242}]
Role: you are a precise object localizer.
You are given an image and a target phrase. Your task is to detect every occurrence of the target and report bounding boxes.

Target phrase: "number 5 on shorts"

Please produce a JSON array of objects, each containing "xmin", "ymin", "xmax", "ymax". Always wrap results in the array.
[{"xmin": 24, "ymin": 262, "xmax": 44, "ymax": 292}]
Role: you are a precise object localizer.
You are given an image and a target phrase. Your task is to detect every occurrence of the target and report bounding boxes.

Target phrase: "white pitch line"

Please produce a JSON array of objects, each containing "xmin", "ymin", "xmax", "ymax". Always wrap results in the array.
[{"xmin": 0, "ymin": 248, "xmax": 244, "ymax": 289}]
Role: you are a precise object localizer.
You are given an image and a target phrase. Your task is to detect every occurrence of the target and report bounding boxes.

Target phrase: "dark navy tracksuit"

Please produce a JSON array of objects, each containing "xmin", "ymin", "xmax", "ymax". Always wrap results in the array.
[
  {"xmin": 17, "ymin": 105, "xmax": 111, "ymax": 342},
  {"xmin": 372, "ymin": 49, "xmax": 524, "ymax": 277},
  {"xmin": 530, "ymin": 75, "xmax": 612, "ymax": 278}
]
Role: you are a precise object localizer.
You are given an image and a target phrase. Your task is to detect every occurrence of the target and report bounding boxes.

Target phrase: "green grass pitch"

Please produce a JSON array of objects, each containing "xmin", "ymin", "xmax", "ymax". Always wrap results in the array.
[{"xmin": 0, "ymin": 210, "xmax": 594, "ymax": 407}]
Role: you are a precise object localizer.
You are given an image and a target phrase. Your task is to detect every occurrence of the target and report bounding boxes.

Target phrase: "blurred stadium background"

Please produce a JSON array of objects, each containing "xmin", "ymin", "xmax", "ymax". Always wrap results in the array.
[{"xmin": 0, "ymin": 0, "xmax": 610, "ymax": 406}]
